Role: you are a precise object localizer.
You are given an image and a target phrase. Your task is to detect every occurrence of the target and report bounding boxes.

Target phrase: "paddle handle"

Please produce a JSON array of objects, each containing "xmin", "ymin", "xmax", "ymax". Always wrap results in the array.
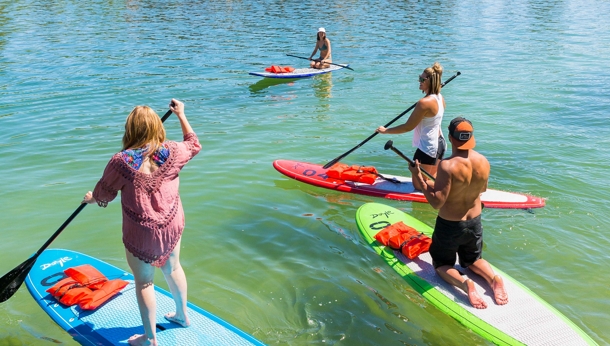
[
  {"xmin": 441, "ymin": 71, "xmax": 461, "ymax": 86},
  {"xmin": 322, "ymin": 72, "xmax": 461, "ymax": 169},
  {"xmin": 384, "ymin": 140, "xmax": 435, "ymax": 181}
]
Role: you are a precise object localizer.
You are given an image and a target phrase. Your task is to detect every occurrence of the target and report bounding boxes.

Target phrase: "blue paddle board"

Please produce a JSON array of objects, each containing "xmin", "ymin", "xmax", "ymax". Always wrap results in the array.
[
  {"xmin": 25, "ymin": 248, "xmax": 265, "ymax": 346},
  {"xmin": 249, "ymin": 64, "xmax": 348, "ymax": 78}
]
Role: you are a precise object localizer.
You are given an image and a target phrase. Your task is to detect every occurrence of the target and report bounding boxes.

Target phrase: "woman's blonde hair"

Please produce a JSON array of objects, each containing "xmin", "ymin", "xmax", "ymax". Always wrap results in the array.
[
  {"xmin": 122, "ymin": 106, "xmax": 166, "ymax": 156},
  {"xmin": 423, "ymin": 62, "xmax": 443, "ymax": 95}
]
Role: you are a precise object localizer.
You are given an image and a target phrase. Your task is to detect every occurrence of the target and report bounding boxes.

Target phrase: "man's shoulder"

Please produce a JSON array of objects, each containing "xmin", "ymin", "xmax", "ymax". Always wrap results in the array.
[
  {"xmin": 470, "ymin": 150, "xmax": 490, "ymax": 166},
  {"xmin": 439, "ymin": 152, "xmax": 485, "ymax": 173},
  {"xmin": 440, "ymin": 153, "xmax": 463, "ymax": 163},
  {"xmin": 438, "ymin": 156, "xmax": 457, "ymax": 173}
]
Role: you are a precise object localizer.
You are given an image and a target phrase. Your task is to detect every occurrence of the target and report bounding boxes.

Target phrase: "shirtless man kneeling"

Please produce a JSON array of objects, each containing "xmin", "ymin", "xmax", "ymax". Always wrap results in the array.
[{"xmin": 408, "ymin": 117, "xmax": 508, "ymax": 309}]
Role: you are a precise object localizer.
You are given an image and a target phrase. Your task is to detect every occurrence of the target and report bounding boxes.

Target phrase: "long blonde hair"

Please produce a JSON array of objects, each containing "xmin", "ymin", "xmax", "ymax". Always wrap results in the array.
[
  {"xmin": 423, "ymin": 62, "xmax": 443, "ymax": 95},
  {"xmin": 122, "ymin": 106, "xmax": 166, "ymax": 156}
]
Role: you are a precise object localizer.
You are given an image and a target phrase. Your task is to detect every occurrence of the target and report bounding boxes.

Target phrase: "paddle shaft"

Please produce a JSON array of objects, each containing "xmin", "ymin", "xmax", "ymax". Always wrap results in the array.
[
  {"xmin": 286, "ymin": 54, "xmax": 354, "ymax": 71},
  {"xmin": 0, "ymin": 107, "xmax": 173, "ymax": 303},
  {"xmin": 160, "ymin": 109, "xmax": 172, "ymax": 123},
  {"xmin": 322, "ymin": 72, "xmax": 461, "ymax": 169},
  {"xmin": 35, "ymin": 203, "xmax": 86, "ymax": 256},
  {"xmin": 386, "ymin": 143, "xmax": 436, "ymax": 181}
]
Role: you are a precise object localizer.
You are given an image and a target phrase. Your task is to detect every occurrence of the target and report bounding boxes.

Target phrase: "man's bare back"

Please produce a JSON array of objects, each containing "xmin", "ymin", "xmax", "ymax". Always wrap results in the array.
[
  {"xmin": 408, "ymin": 146, "xmax": 489, "ymax": 221},
  {"xmin": 437, "ymin": 149, "xmax": 489, "ymax": 221}
]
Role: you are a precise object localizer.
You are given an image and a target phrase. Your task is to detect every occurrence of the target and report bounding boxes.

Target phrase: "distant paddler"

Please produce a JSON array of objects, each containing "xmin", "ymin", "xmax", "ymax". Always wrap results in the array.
[{"xmin": 309, "ymin": 27, "xmax": 332, "ymax": 69}]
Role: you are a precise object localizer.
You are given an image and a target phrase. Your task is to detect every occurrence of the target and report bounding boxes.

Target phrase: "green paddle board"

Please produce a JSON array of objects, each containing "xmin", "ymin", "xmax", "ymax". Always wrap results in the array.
[{"xmin": 355, "ymin": 202, "xmax": 596, "ymax": 345}]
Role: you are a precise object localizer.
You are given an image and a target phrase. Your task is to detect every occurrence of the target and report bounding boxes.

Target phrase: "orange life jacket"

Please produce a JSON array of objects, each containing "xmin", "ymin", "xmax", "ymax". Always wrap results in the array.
[
  {"xmin": 46, "ymin": 264, "xmax": 128, "ymax": 310},
  {"xmin": 326, "ymin": 163, "xmax": 378, "ymax": 184},
  {"xmin": 65, "ymin": 264, "xmax": 107, "ymax": 290},
  {"xmin": 264, "ymin": 65, "xmax": 295, "ymax": 73},
  {"xmin": 60, "ymin": 287, "xmax": 94, "ymax": 306},
  {"xmin": 374, "ymin": 221, "xmax": 432, "ymax": 259},
  {"xmin": 79, "ymin": 279, "xmax": 129, "ymax": 310},
  {"xmin": 47, "ymin": 276, "xmax": 78, "ymax": 297}
]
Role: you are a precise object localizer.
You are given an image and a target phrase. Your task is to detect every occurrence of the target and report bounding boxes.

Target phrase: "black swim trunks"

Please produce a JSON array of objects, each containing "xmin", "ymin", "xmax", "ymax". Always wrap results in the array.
[
  {"xmin": 437, "ymin": 135, "xmax": 446, "ymax": 161},
  {"xmin": 430, "ymin": 215, "xmax": 483, "ymax": 269},
  {"xmin": 413, "ymin": 136, "xmax": 446, "ymax": 165}
]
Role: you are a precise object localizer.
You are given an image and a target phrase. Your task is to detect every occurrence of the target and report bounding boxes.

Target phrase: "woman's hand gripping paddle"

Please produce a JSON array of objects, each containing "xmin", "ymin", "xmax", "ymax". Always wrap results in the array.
[
  {"xmin": 0, "ymin": 108, "xmax": 173, "ymax": 303},
  {"xmin": 322, "ymin": 72, "xmax": 460, "ymax": 169}
]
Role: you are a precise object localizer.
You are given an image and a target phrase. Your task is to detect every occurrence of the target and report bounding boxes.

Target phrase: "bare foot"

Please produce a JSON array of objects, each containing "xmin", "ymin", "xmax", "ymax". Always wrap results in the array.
[
  {"xmin": 465, "ymin": 279, "xmax": 487, "ymax": 309},
  {"xmin": 165, "ymin": 312, "xmax": 191, "ymax": 327},
  {"xmin": 128, "ymin": 334, "xmax": 157, "ymax": 346},
  {"xmin": 492, "ymin": 275, "xmax": 509, "ymax": 305}
]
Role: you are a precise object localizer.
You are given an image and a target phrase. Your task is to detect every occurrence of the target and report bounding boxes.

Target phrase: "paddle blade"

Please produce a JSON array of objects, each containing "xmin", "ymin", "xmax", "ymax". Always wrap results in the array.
[{"xmin": 0, "ymin": 255, "xmax": 38, "ymax": 302}]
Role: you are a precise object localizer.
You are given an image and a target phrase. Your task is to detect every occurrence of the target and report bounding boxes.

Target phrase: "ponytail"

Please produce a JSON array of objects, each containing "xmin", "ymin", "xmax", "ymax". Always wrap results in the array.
[{"xmin": 424, "ymin": 62, "xmax": 443, "ymax": 95}]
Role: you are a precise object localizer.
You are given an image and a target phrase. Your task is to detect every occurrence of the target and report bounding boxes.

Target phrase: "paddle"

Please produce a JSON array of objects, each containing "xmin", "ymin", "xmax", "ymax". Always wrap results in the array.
[
  {"xmin": 322, "ymin": 71, "xmax": 461, "ymax": 169},
  {"xmin": 0, "ymin": 108, "xmax": 173, "ymax": 303},
  {"xmin": 160, "ymin": 108, "xmax": 173, "ymax": 122},
  {"xmin": 286, "ymin": 54, "xmax": 354, "ymax": 71},
  {"xmin": 384, "ymin": 139, "xmax": 487, "ymax": 209},
  {"xmin": 384, "ymin": 140, "xmax": 435, "ymax": 181}
]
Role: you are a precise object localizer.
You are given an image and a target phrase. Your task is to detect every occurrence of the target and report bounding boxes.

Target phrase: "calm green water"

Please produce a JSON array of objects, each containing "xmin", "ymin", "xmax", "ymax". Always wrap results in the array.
[{"xmin": 1, "ymin": 1, "xmax": 609, "ymax": 345}]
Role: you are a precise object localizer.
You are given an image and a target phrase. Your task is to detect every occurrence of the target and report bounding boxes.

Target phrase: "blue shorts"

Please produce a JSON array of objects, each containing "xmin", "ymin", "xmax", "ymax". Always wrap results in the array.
[{"xmin": 430, "ymin": 215, "xmax": 483, "ymax": 269}]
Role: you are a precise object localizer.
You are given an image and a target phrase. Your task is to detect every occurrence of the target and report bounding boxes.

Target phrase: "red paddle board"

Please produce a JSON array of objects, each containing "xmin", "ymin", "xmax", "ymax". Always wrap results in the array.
[{"xmin": 273, "ymin": 160, "xmax": 545, "ymax": 209}]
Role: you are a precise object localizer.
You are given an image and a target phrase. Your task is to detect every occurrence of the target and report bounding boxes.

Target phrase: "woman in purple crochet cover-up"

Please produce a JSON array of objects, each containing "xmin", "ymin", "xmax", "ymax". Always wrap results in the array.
[{"xmin": 83, "ymin": 99, "xmax": 201, "ymax": 346}]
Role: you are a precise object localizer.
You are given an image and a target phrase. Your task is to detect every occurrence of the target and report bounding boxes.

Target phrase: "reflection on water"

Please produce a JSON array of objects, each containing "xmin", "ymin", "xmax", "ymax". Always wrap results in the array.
[
  {"xmin": 312, "ymin": 72, "xmax": 333, "ymax": 99},
  {"xmin": 312, "ymin": 73, "xmax": 333, "ymax": 119},
  {"xmin": 249, "ymin": 77, "xmax": 298, "ymax": 93}
]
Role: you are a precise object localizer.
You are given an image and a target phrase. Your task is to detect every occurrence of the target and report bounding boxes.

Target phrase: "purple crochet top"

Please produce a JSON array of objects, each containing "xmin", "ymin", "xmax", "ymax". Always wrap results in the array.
[{"xmin": 92, "ymin": 132, "xmax": 201, "ymax": 267}]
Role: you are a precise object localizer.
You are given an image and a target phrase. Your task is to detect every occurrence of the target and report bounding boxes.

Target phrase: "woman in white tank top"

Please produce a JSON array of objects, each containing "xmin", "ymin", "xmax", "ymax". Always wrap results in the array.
[{"xmin": 376, "ymin": 62, "xmax": 447, "ymax": 190}]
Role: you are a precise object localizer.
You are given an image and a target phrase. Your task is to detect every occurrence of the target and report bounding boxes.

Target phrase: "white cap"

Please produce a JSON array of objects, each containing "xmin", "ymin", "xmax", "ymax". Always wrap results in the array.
[{"xmin": 318, "ymin": 27, "xmax": 326, "ymax": 33}]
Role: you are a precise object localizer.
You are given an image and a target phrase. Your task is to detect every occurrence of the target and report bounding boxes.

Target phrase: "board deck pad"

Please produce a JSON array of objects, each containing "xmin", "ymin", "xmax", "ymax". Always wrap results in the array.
[
  {"xmin": 274, "ymin": 160, "xmax": 545, "ymax": 209},
  {"xmin": 355, "ymin": 202, "xmax": 596, "ymax": 345},
  {"xmin": 26, "ymin": 249, "xmax": 265, "ymax": 346},
  {"xmin": 249, "ymin": 64, "xmax": 347, "ymax": 78}
]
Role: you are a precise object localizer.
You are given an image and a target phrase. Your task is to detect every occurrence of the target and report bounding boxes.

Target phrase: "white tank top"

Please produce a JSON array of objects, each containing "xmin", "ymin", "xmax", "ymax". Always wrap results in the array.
[{"xmin": 412, "ymin": 94, "xmax": 444, "ymax": 157}]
